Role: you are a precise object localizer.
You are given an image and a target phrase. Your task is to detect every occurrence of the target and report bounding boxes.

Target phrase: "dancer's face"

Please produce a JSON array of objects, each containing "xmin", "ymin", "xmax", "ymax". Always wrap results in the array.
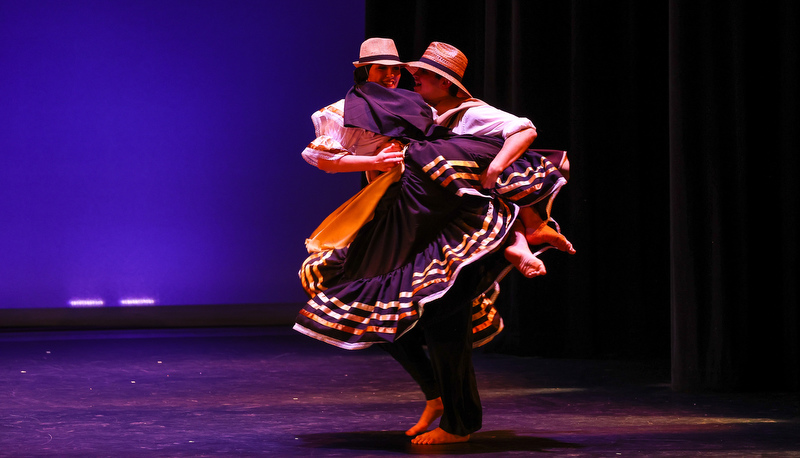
[
  {"xmin": 412, "ymin": 68, "xmax": 448, "ymax": 104},
  {"xmin": 367, "ymin": 65, "xmax": 402, "ymax": 89}
]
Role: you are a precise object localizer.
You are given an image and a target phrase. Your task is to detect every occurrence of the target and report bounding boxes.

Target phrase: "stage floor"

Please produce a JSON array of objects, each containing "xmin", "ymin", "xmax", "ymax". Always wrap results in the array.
[{"xmin": 1, "ymin": 327, "xmax": 797, "ymax": 457}]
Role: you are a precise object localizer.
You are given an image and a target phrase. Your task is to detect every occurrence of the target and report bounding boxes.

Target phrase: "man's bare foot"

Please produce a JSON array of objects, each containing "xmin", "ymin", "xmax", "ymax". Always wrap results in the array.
[
  {"xmin": 505, "ymin": 244, "xmax": 547, "ymax": 278},
  {"xmin": 411, "ymin": 427, "xmax": 470, "ymax": 445},
  {"xmin": 526, "ymin": 222, "xmax": 576, "ymax": 254},
  {"xmin": 406, "ymin": 398, "xmax": 444, "ymax": 436}
]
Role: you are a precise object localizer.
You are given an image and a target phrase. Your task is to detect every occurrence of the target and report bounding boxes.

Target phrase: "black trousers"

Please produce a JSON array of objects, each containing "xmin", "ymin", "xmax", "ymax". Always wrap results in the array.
[{"xmin": 381, "ymin": 263, "xmax": 483, "ymax": 436}]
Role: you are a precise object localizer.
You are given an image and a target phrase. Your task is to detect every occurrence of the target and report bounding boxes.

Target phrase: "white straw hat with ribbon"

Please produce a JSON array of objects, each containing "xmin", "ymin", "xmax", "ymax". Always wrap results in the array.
[{"xmin": 353, "ymin": 38, "xmax": 404, "ymax": 67}]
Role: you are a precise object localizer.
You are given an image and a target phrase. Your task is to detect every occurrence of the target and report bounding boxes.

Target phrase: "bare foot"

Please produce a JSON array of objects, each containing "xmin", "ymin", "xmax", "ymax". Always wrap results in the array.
[
  {"xmin": 525, "ymin": 222, "xmax": 575, "ymax": 254},
  {"xmin": 411, "ymin": 427, "xmax": 470, "ymax": 445},
  {"xmin": 505, "ymin": 244, "xmax": 547, "ymax": 278},
  {"xmin": 406, "ymin": 398, "xmax": 444, "ymax": 436}
]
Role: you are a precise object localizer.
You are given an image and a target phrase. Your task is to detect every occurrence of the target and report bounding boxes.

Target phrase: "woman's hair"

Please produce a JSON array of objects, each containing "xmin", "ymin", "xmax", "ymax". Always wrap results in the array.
[{"xmin": 353, "ymin": 65, "xmax": 372, "ymax": 85}]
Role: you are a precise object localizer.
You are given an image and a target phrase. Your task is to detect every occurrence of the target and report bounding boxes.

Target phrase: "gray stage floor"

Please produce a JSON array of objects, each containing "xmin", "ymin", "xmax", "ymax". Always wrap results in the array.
[{"xmin": 1, "ymin": 326, "xmax": 798, "ymax": 456}]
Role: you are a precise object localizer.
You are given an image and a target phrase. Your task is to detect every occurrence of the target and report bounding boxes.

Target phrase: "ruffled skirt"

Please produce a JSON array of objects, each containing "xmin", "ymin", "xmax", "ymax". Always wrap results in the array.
[{"xmin": 295, "ymin": 135, "xmax": 566, "ymax": 350}]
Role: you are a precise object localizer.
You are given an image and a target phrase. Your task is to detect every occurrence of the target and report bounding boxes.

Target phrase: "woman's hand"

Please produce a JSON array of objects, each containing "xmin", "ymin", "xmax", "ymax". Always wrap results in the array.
[{"xmin": 373, "ymin": 140, "xmax": 405, "ymax": 171}]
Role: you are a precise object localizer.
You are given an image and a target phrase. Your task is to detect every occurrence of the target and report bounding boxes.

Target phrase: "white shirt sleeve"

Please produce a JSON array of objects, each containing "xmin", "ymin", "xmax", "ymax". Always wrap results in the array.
[
  {"xmin": 451, "ymin": 104, "xmax": 535, "ymax": 139},
  {"xmin": 301, "ymin": 99, "xmax": 391, "ymax": 171}
]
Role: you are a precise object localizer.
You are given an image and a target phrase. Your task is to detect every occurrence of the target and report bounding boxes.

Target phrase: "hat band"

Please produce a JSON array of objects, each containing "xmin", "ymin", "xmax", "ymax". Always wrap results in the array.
[
  {"xmin": 419, "ymin": 57, "xmax": 463, "ymax": 82},
  {"xmin": 358, "ymin": 54, "xmax": 401, "ymax": 64}
]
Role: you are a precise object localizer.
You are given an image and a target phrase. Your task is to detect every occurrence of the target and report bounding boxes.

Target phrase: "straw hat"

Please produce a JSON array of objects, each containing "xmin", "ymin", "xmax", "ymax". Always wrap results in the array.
[
  {"xmin": 353, "ymin": 38, "xmax": 404, "ymax": 67},
  {"xmin": 406, "ymin": 42, "xmax": 471, "ymax": 98}
]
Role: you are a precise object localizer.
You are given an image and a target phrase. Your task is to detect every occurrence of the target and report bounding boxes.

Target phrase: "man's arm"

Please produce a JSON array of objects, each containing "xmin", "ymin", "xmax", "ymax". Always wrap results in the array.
[{"xmin": 480, "ymin": 127, "xmax": 537, "ymax": 189}]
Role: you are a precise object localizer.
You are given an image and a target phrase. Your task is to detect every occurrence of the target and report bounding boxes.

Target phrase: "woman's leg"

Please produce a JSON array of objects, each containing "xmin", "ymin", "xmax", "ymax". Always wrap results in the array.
[
  {"xmin": 504, "ymin": 220, "xmax": 547, "ymax": 277},
  {"xmin": 519, "ymin": 207, "xmax": 575, "ymax": 254}
]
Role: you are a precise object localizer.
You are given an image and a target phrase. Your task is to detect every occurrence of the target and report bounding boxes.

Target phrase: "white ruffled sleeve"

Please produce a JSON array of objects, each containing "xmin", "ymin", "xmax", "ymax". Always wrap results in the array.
[{"xmin": 301, "ymin": 100, "xmax": 353, "ymax": 168}]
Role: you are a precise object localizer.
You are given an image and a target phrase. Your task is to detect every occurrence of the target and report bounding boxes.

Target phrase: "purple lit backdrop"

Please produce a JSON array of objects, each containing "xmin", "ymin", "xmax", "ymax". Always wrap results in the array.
[{"xmin": 1, "ymin": 1, "xmax": 365, "ymax": 308}]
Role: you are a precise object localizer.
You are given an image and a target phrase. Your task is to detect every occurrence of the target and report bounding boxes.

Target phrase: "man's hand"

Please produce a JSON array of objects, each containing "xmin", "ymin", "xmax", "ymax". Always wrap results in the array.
[{"xmin": 480, "ymin": 165, "xmax": 502, "ymax": 190}]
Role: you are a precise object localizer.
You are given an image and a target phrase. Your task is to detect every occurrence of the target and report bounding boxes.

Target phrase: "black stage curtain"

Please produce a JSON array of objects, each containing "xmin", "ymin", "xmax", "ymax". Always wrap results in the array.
[
  {"xmin": 668, "ymin": 1, "xmax": 798, "ymax": 391},
  {"xmin": 365, "ymin": 0, "xmax": 798, "ymax": 391}
]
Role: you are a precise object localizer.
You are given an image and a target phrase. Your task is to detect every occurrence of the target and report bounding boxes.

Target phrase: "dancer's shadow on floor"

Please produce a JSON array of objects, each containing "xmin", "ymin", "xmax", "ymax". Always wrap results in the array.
[{"xmin": 296, "ymin": 430, "xmax": 582, "ymax": 455}]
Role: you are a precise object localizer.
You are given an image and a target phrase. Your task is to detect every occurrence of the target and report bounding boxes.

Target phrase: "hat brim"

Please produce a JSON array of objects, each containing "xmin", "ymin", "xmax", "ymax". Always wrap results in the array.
[
  {"xmin": 406, "ymin": 61, "xmax": 471, "ymax": 98},
  {"xmin": 353, "ymin": 59, "xmax": 406, "ymax": 67}
]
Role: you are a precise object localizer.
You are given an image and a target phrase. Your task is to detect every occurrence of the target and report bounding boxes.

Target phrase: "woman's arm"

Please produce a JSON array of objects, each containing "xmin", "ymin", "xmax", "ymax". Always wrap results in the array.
[{"xmin": 318, "ymin": 140, "xmax": 404, "ymax": 173}]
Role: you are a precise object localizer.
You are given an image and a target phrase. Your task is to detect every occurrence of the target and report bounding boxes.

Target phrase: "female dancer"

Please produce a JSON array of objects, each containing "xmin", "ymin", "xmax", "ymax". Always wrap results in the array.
[{"xmin": 301, "ymin": 38, "xmax": 405, "ymax": 184}]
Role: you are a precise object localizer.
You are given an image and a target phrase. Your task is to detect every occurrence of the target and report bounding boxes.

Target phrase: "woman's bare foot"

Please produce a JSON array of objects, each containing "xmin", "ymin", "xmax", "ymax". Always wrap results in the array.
[
  {"xmin": 505, "ymin": 244, "xmax": 547, "ymax": 278},
  {"xmin": 525, "ymin": 222, "xmax": 575, "ymax": 254},
  {"xmin": 411, "ymin": 427, "xmax": 470, "ymax": 445},
  {"xmin": 406, "ymin": 398, "xmax": 444, "ymax": 436}
]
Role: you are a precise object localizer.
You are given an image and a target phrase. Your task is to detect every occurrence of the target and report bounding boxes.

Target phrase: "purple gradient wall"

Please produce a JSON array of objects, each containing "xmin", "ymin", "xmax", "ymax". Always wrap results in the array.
[{"xmin": 0, "ymin": 1, "xmax": 366, "ymax": 309}]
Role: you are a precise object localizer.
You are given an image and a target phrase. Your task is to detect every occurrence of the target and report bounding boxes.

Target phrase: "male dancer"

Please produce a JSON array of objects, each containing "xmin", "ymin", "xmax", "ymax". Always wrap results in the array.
[{"xmin": 390, "ymin": 42, "xmax": 574, "ymax": 445}]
